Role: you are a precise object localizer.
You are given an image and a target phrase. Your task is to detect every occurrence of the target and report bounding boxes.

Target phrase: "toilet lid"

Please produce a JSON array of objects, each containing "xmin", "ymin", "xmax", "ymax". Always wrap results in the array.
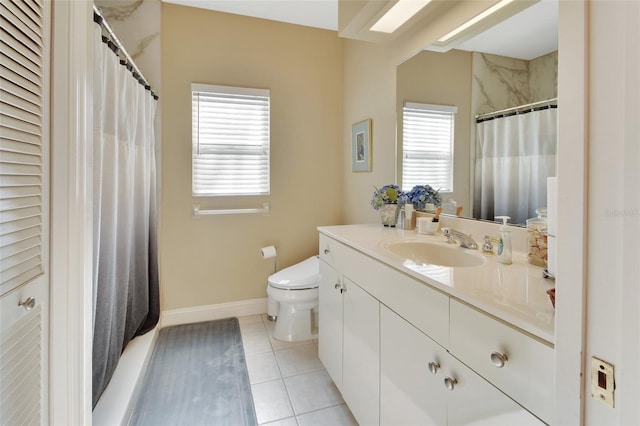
[{"xmin": 268, "ymin": 256, "xmax": 320, "ymax": 290}]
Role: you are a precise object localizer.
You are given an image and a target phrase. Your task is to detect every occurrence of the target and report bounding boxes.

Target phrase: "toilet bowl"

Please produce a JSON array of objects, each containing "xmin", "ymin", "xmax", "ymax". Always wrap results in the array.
[{"xmin": 266, "ymin": 256, "xmax": 320, "ymax": 342}]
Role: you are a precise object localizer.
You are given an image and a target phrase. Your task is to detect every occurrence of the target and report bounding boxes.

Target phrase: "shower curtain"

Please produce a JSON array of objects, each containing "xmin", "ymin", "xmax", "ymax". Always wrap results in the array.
[
  {"xmin": 92, "ymin": 23, "xmax": 159, "ymax": 406},
  {"xmin": 473, "ymin": 107, "xmax": 557, "ymax": 224}
]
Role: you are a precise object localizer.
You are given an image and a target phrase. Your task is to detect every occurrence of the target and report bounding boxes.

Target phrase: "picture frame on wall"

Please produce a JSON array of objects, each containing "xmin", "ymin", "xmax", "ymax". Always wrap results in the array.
[{"xmin": 351, "ymin": 119, "xmax": 372, "ymax": 172}]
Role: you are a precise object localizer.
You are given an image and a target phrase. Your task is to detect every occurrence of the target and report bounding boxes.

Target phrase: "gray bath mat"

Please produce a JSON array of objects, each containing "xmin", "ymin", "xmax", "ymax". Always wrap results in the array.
[{"xmin": 129, "ymin": 318, "xmax": 257, "ymax": 425}]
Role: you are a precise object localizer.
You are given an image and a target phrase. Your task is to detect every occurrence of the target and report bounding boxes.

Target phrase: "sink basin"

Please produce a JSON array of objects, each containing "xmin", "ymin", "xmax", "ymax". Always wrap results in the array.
[{"xmin": 386, "ymin": 241, "xmax": 487, "ymax": 268}]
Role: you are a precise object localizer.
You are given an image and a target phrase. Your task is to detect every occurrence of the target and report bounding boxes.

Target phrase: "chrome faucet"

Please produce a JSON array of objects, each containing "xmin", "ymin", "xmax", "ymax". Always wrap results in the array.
[{"xmin": 441, "ymin": 228, "xmax": 478, "ymax": 250}]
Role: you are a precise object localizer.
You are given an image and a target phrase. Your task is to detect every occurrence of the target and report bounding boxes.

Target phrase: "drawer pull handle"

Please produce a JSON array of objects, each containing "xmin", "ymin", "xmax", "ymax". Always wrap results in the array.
[
  {"xmin": 490, "ymin": 352, "xmax": 508, "ymax": 368},
  {"xmin": 428, "ymin": 362, "xmax": 440, "ymax": 375},
  {"xmin": 18, "ymin": 297, "xmax": 36, "ymax": 311},
  {"xmin": 324, "ymin": 248, "xmax": 331, "ymax": 254},
  {"xmin": 444, "ymin": 377, "xmax": 457, "ymax": 391}
]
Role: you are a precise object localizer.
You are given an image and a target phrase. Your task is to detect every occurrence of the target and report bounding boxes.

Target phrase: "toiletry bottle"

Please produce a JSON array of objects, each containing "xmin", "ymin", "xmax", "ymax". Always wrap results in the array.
[{"xmin": 495, "ymin": 216, "xmax": 512, "ymax": 265}]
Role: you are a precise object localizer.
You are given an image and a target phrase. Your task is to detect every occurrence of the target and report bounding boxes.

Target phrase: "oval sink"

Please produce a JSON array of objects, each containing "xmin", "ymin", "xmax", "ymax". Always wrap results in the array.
[{"xmin": 386, "ymin": 241, "xmax": 487, "ymax": 268}]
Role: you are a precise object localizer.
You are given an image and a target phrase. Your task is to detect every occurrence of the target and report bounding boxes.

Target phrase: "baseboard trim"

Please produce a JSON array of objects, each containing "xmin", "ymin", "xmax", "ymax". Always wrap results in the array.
[{"xmin": 160, "ymin": 298, "xmax": 268, "ymax": 327}]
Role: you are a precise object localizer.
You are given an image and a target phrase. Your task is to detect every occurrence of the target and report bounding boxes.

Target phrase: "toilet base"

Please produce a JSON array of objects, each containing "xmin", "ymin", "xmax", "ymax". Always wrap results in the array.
[
  {"xmin": 267, "ymin": 285, "xmax": 318, "ymax": 342},
  {"xmin": 273, "ymin": 303, "xmax": 318, "ymax": 342}
]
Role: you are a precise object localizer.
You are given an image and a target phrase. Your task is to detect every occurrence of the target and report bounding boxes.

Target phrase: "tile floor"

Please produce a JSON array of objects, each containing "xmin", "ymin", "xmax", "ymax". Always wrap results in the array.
[{"xmin": 239, "ymin": 314, "xmax": 358, "ymax": 426}]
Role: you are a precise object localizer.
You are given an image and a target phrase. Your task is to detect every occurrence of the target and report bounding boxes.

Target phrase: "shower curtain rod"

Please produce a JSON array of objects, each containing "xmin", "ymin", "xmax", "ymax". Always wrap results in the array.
[
  {"xmin": 93, "ymin": 5, "xmax": 159, "ymax": 100},
  {"xmin": 475, "ymin": 97, "xmax": 557, "ymax": 122}
]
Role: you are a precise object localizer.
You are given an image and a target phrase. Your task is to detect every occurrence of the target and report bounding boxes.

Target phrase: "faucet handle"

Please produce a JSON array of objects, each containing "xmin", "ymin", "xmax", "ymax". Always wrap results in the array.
[
  {"xmin": 441, "ymin": 228, "xmax": 455, "ymax": 244},
  {"xmin": 482, "ymin": 235, "xmax": 498, "ymax": 253}
]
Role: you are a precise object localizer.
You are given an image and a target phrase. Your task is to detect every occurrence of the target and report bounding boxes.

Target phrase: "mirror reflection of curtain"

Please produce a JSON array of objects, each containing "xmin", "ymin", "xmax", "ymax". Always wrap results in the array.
[
  {"xmin": 92, "ymin": 23, "xmax": 160, "ymax": 407},
  {"xmin": 473, "ymin": 107, "xmax": 557, "ymax": 224}
]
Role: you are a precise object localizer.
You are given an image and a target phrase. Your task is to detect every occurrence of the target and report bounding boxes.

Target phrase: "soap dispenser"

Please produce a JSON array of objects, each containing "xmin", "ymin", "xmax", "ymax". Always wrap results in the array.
[{"xmin": 495, "ymin": 216, "xmax": 512, "ymax": 265}]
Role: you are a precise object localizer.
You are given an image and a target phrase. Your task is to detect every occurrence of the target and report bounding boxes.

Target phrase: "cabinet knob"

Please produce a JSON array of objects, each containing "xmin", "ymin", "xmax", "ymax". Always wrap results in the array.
[
  {"xmin": 324, "ymin": 248, "xmax": 331, "ymax": 254},
  {"xmin": 490, "ymin": 352, "xmax": 508, "ymax": 368},
  {"xmin": 444, "ymin": 377, "xmax": 457, "ymax": 391},
  {"xmin": 18, "ymin": 297, "xmax": 36, "ymax": 311},
  {"xmin": 334, "ymin": 282, "xmax": 341, "ymax": 289},
  {"xmin": 428, "ymin": 361, "xmax": 440, "ymax": 375}
]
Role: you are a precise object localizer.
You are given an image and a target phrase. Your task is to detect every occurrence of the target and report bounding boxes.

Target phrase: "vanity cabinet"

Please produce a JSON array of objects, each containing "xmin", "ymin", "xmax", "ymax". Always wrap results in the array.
[
  {"xmin": 318, "ymin": 230, "xmax": 550, "ymax": 425},
  {"xmin": 318, "ymin": 252, "xmax": 380, "ymax": 426},
  {"xmin": 342, "ymin": 277, "xmax": 379, "ymax": 426},
  {"xmin": 380, "ymin": 306, "xmax": 543, "ymax": 425},
  {"xmin": 450, "ymin": 299, "xmax": 554, "ymax": 423},
  {"xmin": 380, "ymin": 305, "xmax": 447, "ymax": 425},
  {"xmin": 318, "ymin": 260, "xmax": 343, "ymax": 388}
]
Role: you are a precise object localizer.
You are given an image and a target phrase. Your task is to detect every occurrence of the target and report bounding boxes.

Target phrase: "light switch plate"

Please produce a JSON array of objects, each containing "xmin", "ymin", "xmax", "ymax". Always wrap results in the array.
[{"xmin": 591, "ymin": 357, "xmax": 615, "ymax": 407}]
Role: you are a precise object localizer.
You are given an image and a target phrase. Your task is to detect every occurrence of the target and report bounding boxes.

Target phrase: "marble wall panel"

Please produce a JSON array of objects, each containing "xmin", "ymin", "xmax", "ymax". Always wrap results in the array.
[
  {"xmin": 94, "ymin": 0, "xmax": 161, "ymax": 90},
  {"xmin": 471, "ymin": 51, "xmax": 558, "ymax": 117},
  {"xmin": 529, "ymin": 51, "xmax": 558, "ymax": 101}
]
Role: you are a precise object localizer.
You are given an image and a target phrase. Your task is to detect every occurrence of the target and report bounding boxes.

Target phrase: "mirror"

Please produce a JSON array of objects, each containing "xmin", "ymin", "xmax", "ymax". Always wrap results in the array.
[{"xmin": 396, "ymin": 0, "xmax": 558, "ymax": 225}]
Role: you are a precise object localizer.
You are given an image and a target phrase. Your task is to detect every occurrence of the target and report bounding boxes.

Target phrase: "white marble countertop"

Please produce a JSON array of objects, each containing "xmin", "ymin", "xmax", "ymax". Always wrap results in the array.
[{"xmin": 318, "ymin": 224, "xmax": 556, "ymax": 344}]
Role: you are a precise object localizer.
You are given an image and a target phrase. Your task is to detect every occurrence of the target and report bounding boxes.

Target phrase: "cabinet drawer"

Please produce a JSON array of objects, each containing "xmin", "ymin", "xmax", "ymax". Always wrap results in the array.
[
  {"xmin": 450, "ymin": 300, "xmax": 553, "ymax": 424},
  {"xmin": 319, "ymin": 233, "xmax": 349, "ymax": 271}
]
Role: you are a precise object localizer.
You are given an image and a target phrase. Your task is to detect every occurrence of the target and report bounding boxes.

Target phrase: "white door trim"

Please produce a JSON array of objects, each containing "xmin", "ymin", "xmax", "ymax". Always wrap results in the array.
[
  {"xmin": 554, "ymin": 1, "xmax": 588, "ymax": 424},
  {"xmin": 49, "ymin": 1, "xmax": 94, "ymax": 423}
]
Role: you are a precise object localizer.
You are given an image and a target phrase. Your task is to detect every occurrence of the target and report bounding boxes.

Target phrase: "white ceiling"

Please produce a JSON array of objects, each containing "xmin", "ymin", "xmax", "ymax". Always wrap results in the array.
[
  {"xmin": 162, "ymin": 0, "xmax": 338, "ymax": 31},
  {"xmin": 162, "ymin": 0, "xmax": 558, "ymax": 60},
  {"xmin": 455, "ymin": 0, "xmax": 558, "ymax": 60}
]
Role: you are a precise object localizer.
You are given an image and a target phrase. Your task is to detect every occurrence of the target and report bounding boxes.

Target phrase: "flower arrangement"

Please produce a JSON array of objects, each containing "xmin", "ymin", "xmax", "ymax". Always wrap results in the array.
[
  {"xmin": 370, "ymin": 184, "xmax": 408, "ymax": 210},
  {"xmin": 407, "ymin": 185, "xmax": 442, "ymax": 210}
]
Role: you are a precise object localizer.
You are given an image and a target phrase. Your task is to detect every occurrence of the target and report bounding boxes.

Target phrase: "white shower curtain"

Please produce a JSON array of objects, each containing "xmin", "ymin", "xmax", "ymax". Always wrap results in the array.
[
  {"xmin": 473, "ymin": 107, "xmax": 557, "ymax": 224},
  {"xmin": 92, "ymin": 24, "xmax": 159, "ymax": 406}
]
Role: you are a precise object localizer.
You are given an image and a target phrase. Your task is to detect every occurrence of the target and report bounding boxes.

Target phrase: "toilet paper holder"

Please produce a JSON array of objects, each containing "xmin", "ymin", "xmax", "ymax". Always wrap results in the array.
[{"xmin": 261, "ymin": 245, "xmax": 277, "ymax": 273}]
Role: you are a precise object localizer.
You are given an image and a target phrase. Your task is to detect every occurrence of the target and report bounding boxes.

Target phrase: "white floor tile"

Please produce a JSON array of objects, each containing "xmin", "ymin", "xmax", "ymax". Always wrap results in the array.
[
  {"xmin": 274, "ymin": 344, "xmax": 324, "ymax": 378},
  {"xmin": 284, "ymin": 370, "xmax": 344, "ymax": 415},
  {"xmin": 246, "ymin": 351, "xmax": 282, "ymax": 384},
  {"xmin": 251, "ymin": 379, "xmax": 294, "ymax": 424},
  {"xmin": 296, "ymin": 404, "xmax": 358, "ymax": 426},
  {"xmin": 241, "ymin": 322, "xmax": 273, "ymax": 355},
  {"xmin": 262, "ymin": 417, "xmax": 299, "ymax": 426}
]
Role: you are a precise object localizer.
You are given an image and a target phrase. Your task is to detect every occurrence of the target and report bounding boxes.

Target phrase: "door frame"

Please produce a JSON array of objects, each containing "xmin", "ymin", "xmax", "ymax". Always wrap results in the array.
[{"xmin": 49, "ymin": 1, "xmax": 93, "ymax": 423}]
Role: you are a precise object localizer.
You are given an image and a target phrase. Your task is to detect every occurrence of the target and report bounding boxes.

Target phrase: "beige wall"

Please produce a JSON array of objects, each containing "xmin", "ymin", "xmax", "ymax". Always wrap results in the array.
[
  {"xmin": 341, "ymin": 40, "xmax": 398, "ymax": 224},
  {"xmin": 396, "ymin": 49, "xmax": 473, "ymax": 212},
  {"xmin": 161, "ymin": 3, "xmax": 343, "ymax": 310}
]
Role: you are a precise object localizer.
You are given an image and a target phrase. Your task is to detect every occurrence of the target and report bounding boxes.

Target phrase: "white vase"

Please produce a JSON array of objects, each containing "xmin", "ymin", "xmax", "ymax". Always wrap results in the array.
[{"xmin": 379, "ymin": 204, "xmax": 400, "ymax": 227}]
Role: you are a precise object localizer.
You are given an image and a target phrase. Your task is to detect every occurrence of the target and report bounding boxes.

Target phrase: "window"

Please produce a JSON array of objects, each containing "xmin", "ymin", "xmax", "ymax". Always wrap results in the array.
[
  {"xmin": 401, "ymin": 102, "xmax": 456, "ymax": 192},
  {"xmin": 192, "ymin": 83, "xmax": 270, "ymax": 196}
]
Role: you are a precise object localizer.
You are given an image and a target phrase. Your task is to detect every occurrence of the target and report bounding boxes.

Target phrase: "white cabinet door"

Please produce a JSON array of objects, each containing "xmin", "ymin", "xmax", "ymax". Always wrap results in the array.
[
  {"xmin": 318, "ymin": 260, "xmax": 343, "ymax": 390},
  {"xmin": 444, "ymin": 354, "xmax": 544, "ymax": 426},
  {"xmin": 380, "ymin": 305, "xmax": 447, "ymax": 425},
  {"xmin": 381, "ymin": 305, "xmax": 543, "ymax": 426},
  {"xmin": 343, "ymin": 278, "xmax": 380, "ymax": 426}
]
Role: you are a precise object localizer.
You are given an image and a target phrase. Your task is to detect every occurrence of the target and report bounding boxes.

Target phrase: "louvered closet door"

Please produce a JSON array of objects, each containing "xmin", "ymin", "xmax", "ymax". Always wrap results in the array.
[{"xmin": 0, "ymin": 0, "xmax": 50, "ymax": 424}]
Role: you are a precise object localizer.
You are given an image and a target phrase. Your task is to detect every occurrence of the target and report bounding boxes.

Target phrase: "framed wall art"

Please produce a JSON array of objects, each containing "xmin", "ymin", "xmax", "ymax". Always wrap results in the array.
[{"xmin": 351, "ymin": 119, "xmax": 372, "ymax": 172}]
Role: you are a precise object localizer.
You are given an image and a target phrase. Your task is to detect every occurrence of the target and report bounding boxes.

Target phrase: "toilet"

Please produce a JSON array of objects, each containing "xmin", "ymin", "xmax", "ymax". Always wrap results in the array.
[{"xmin": 266, "ymin": 256, "xmax": 320, "ymax": 342}]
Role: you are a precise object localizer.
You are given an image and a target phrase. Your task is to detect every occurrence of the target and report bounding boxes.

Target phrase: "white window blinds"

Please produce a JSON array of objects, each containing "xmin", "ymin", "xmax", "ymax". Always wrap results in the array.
[
  {"xmin": 401, "ymin": 102, "xmax": 456, "ymax": 192},
  {"xmin": 0, "ymin": 0, "xmax": 45, "ymax": 296},
  {"xmin": 192, "ymin": 83, "xmax": 270, "ymax": 196}
]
